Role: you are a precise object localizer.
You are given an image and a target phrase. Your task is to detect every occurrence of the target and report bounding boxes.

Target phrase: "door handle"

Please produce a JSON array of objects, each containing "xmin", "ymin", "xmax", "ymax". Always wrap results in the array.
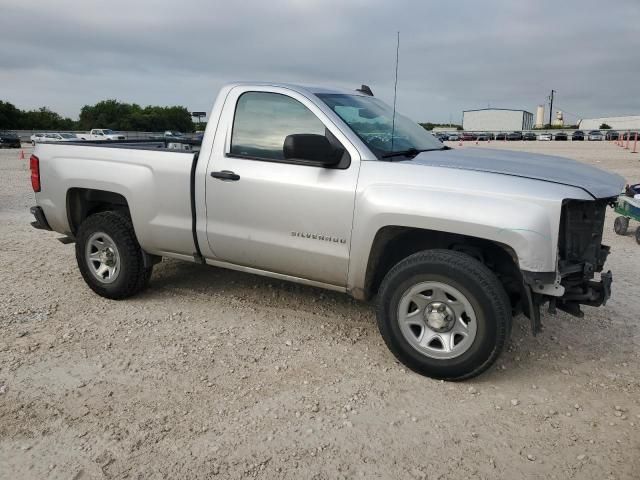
[{"xmin": 211, "ymin": 170, "xmax": 240, "ymax": 181}]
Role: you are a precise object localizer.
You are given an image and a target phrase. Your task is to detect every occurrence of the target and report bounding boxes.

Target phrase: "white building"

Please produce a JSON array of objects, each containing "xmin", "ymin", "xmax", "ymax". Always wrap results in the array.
[
  {"xmin": 462, "ymin": 109, "xmax": 534, "ymax": 131},
  {"xmin": 535, "ymin": 105, "xmax": 545, "ymax": 128},
  {"xmin": 578, "ymin": 115, "xmax": 640, "ymax": 131}
]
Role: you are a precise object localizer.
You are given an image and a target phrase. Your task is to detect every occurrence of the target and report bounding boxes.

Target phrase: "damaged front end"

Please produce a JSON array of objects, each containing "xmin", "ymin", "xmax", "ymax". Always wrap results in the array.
[{"xmin": 523, "ymin": 198, "xmax": 615, "ymax": 334}]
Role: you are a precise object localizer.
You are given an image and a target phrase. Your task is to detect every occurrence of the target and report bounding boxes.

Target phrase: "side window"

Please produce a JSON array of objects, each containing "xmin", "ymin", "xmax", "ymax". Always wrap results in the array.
[{"xmin": 230, "ymin": 92, "xmax": 329, "ymax": 161}]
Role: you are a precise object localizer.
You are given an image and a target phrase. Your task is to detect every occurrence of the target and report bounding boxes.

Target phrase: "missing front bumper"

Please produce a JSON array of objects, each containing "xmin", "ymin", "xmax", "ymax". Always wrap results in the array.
[
  {"xmin": 555, "ymin": 270, "xmax": 612, "ymax": 313},
  {"xmin": 523, "ymin": 270, "xmax": 613, "ymax": 334}
]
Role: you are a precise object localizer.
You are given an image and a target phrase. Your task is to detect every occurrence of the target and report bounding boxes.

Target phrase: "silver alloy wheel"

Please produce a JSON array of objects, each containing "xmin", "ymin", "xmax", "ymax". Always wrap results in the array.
[
  {"xmin": 85, "ymin": 232, "xmax": 121, "ymax": 284},
  {"xmin": 397, "ymin": 281, "xmax": 477, "ymax": 359}
]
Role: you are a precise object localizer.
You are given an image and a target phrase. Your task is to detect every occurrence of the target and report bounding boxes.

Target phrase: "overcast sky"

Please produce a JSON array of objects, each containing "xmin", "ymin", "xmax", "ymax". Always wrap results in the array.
[{"xmin": 1, "ymin": 0, "xmax": 639, "ymax": 123}]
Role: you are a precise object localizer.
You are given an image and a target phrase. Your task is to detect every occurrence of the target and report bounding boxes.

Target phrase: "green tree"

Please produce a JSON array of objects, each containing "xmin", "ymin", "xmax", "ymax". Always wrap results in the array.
[
  {"xmin": 600, "ymin": 123, "xmax": 611, "ymax": 129},
  {"xmin": 78, "ymin": 100, "xmax": 194, "ymax": 132},
  {"xmin": 0, "ymin": 101, "xmax": 23, "ymax": 129},
  {"xmin": 20, "ymin": 107, "xmax": 75, "ymax": 130},
  {"xmin": 1, "ymin": 98, "xmax": 195, "ymax": 132},
  {"xmin": 78, "ymin": 100, "xmax": 138, "ymax": 130}
]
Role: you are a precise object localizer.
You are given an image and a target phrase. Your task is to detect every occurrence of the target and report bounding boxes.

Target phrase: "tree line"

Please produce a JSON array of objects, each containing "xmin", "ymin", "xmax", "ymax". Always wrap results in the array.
[{"xmin": 0, "ymin": 99, "xmax": 195, "ymax": 132}]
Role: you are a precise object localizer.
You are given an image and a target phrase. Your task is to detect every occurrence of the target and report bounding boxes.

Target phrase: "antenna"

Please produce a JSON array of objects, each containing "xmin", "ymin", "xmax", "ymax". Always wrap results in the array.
[{"xmin": 390, "ymin": 31, "xmax": 400, "ymax": 153}]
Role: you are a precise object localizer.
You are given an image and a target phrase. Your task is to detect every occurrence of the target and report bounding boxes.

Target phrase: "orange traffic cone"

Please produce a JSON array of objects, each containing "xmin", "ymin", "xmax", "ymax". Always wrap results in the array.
[{"xmin": 19, "ymin": 150, "xmax": 25, "ymax": 160}]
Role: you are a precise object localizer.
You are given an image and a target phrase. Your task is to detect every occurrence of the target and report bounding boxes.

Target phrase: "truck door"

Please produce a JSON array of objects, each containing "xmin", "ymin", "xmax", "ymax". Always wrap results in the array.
[{"xmin": 204, "ymin": 87, "xmax": 361, "ymax": 287}]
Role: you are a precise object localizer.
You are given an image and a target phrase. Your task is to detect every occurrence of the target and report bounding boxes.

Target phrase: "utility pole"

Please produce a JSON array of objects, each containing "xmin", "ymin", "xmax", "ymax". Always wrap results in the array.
[{"xmin": 548, "ymin": 89, "xmax": 555, "ymax": 127}]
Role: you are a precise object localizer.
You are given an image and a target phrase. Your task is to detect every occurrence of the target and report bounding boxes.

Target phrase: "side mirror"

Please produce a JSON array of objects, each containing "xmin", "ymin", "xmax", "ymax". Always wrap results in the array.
[{"xmin": 283, "ymin": 134, "xmax": 342, "ymax": 166}]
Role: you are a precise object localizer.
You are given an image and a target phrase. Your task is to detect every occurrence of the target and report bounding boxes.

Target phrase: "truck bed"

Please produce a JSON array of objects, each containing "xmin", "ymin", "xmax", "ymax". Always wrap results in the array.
[
  {"xmin": 33, "ymin": 142, "xmax": 199, "ymax": 260},
  {"xmin": 60, "ymin": 138, "xmax": 201, "ymax": 151}
]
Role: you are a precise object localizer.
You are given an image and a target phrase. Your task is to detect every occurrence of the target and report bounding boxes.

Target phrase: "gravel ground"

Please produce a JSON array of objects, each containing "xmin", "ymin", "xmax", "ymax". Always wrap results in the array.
[{"xmin": 1, "ymin": 142, "xmax": 639, "ymax": 479}]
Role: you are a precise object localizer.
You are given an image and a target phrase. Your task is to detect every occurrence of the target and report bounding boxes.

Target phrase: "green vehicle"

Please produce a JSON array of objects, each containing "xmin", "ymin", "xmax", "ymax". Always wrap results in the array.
[{"xmin": 614, "ymin": 185, "xmax": 640, "ymax": 244}]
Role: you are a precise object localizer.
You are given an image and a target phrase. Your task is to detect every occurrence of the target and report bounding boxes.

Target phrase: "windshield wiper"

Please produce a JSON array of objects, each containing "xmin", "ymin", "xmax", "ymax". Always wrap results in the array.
[{"xmin": 382, "ymin": 146, "xmax": 449, "ymax": 159}]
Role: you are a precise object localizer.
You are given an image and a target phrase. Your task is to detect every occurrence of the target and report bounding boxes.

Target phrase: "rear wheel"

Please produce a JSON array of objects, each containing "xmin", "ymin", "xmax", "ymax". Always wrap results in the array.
[
  {"xmin": 376, "ymin": 250, "xmax": 511, "ymax": 380},
  {"xmin": 614, "ymin": 216, "xmax": 629, "ymax": 235},
  {"xmin": 75, "ymin": 211, "xmax": 152, "ymax": 299}
]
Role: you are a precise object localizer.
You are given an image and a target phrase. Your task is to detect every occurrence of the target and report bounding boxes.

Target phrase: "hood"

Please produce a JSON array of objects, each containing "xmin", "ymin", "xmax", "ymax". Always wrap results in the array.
[{"xmin": 405, "ymin": 147, "xmax": 624, "ymax": 199}]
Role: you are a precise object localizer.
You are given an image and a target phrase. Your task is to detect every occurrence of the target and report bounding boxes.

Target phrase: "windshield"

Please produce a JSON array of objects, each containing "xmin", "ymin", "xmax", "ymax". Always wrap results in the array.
[
  {"xmin": 102, "ymin": 129, "xmax": 114, "ymax": 134},
  {"xmin": 317, "ymin": 93, "xmax": 443, "ymax": 158}
]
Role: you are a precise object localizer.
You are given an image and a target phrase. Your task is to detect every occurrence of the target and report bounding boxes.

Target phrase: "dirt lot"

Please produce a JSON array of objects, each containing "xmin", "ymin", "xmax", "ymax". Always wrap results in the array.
[{"xmin": 1, "ymin": 142, "xmax": 639, "ymax": 479}]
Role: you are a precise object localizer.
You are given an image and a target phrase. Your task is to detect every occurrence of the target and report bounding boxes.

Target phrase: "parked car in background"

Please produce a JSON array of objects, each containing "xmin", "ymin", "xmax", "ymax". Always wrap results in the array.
[
  {"xmin": 475, "ymin": 133, "xmax": 489, "ymax": 141},
  {"xmin": 538, "ymin": 133, "xmax": 552, "ymax": 141},
  {"xmin": 605, "ymin": 131, "xmax": 619, "ymax": 141},
  {"xmin": 0, "ymin": 131, "xmax": 21, "ymax": 148},
  {"xmin": 44, "ymin": 133, "xmax": 79, "ymax": 142},
  {"xmin": 588, "ymin": 130, "xmax": 603, "ymax": 141},
  {"xmin": 31, "ymin": 133, "xmax": 46, "ymax": 145},
  {"xmin": 164, "ymin": 131, "xmax": 187, "ymax": 140},
  {"xmin": 460, "ymin": 132, "xmax": 477, "ymax": 141},
  {"xmin": 554, "ymin": 132, "xmax": 568, "ymax": 141},
  {"xmin": 523, "ymin": 132, "xmax": 537, "ymax": 141},
  {"xmin": 151, "ymin": 130, "xmax": 188, "ymax": 141},
  {"xmin": 494, "ymin": 132, "xmax": 508, "ymax": 140},
  {"xmin": 507, "ymin": 132, "xmax": 523, "ymax": 141},
  {"xmin": 447, "ymin": 133, "xmax": 459, "ymax": 141},
  {"xmin": 621, "ymin": 131, "xmax": 639, "ymax": 141},
  {"xmin": 571, "ymin": 130, "xmax": 585, "ymax": 141},
  {"xmin": 77, "ymin": 129, "xmax": 126, "ymax": 141}
]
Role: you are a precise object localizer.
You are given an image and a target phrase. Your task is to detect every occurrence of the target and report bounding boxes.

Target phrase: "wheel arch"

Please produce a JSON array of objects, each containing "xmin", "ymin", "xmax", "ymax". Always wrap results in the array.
[
  {"xmin": 66, "ymin": 188, "xmax": 131, "ymax": 235},
  {"xmin": 361, "ymin": 226, "xmax": 523, "ymax": 306}
]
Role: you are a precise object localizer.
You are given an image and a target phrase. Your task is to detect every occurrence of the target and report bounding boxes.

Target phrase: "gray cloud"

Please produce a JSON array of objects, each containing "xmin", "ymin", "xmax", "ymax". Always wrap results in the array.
[{"xmin": 1, "ymin": 0, "xmax": 639, "ymax": 122}]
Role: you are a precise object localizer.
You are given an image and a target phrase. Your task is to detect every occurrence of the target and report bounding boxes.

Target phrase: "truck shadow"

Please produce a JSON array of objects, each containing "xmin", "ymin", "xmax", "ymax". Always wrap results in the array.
[
  {"xmin": 140, "ymin": 258, "xmax": 366, "ymax": 316},
  {"xmin": 138, "ymin": 259, "xmax": 632, "ymax": 383}
]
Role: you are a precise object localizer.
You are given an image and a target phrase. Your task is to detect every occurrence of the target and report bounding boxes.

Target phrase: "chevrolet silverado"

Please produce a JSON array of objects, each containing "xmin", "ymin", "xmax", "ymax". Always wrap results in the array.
[{"xmin": 29, "ymin": 82, "xmax": 624, "ymax": 380}]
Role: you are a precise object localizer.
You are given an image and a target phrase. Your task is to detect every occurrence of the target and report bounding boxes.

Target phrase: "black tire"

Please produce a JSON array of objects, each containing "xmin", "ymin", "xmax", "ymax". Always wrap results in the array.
[
  {"xmin": 614, "ymin": 216, "xmax": 629, "ymax": 235},
  {"xmin": 75, "ymin": 211, "xmax": 152, "ymax": 299},
  {"xmin": 376, "ymin": 249, "xmax": 511, "ymax": 381},
  {"xmin": 636, "ymin": 226, "xmax": 640, "ymax": 245}
]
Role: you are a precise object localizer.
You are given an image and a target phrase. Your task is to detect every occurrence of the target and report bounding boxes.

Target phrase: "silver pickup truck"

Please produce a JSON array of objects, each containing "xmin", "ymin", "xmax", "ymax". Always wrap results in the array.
[{"xmin": 30, "ymin": 82, "xmax": 624, "ymax": 380}]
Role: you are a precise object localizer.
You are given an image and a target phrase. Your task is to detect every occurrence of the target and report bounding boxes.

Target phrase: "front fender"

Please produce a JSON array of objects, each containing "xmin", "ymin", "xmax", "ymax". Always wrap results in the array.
[{"xmin": 347, "ymin": 181, "xmax": 572, "ymax": 296}]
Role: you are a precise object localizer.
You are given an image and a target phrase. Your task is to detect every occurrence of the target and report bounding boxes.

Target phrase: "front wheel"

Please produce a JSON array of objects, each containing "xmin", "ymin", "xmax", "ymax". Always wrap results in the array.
[
  {"xmin": 75, "ymin": 211, "xmax": 152, "ymax": 299},
  {"xmin": 376, "ymin": 250, "xmax": 511, "ymax": 380}
]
